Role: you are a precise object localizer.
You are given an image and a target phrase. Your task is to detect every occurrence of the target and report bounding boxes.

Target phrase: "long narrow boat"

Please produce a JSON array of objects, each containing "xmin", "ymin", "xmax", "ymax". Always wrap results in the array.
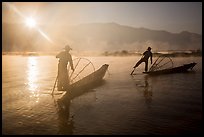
[
  {"xmin": 143, "ymin": 62, "xmax": 196, "ymax": 75},
  {"xmin": 60, "ymin": 64, "xmax": 109, "ymax": 100}
]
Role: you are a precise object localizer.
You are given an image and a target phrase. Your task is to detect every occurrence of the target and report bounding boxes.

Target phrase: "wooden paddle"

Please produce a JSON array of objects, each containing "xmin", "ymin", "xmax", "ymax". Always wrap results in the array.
[
  {"xmin": 51, "ymin": 75, "xmax": 58, "ymax": 96},
  {"xmin": 130, "ymin": 68, "xmax": 136, "ymax": 75}
]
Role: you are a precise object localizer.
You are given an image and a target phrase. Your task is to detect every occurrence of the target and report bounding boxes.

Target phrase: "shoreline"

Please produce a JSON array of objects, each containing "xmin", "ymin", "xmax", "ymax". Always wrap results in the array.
[{"xmin": 2, "ymin": 50, "xmax": 202, "ymax": 57}]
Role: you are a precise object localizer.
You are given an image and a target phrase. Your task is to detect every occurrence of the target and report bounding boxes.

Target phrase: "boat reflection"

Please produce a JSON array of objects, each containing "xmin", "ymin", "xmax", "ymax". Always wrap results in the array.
[
  {"xmin": 143, "ymin": 75, "xmax": 152, "ymax": 106},
  {"xmin": 27, "ymin": 57, "xmax": 39, "ymax": 103},
  {"xmin": 55, "ymin": 79, "xmax": 106, "ymax": 134},
  {"xmin": 133, "ymin": 75, "xmax": 153, "ymax": 107},
  {"xmin": 57, "ymin": 98, "xmax": 74, "ymax": 135}
]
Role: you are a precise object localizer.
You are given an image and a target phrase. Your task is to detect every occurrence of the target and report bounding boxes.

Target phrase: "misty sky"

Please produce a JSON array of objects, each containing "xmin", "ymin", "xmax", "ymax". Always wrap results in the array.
[{"xmin": 3, "ymin": 2, "xmax": 202, "ymax": 34}]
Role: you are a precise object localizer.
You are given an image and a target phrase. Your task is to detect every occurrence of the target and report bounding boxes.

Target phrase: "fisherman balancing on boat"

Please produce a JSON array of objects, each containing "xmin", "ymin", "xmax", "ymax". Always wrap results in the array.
[
  {"xmin": 56, "ymin": 45, "xmax": 74, "ymax": 91},
  {"xmin": 131, "ymin": 47, "xmax": 153, "ymax": 75}
]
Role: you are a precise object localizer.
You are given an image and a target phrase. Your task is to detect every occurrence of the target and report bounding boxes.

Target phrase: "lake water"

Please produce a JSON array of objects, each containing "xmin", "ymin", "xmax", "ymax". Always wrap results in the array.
[{"xmin": 2, "ymin": 55, "xmax": 202, "ymax": 135}]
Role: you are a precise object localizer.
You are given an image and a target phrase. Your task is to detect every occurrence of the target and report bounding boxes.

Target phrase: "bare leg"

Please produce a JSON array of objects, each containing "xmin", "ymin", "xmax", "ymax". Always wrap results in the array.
[
  {"xmin": 57, "ymin": 65, "xmax": 63, "ymax": 90},
  {"xmin": 134, "ymin": 59, "xmax": 144, "ymax": 68},
  {"xmin": 62, "ymin": 69, "xmax": 69, "ymax": 90},
  {"xmin": 57, "ymin": 76, "xmax": 63, "ymax": 90},
  {"xmin": 145, "ymin": 60, "xmax": 148, "ymax": 72}
]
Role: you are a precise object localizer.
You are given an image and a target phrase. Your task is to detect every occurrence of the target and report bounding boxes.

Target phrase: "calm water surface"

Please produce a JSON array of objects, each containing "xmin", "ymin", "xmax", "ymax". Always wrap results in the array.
[{"xmin": 2, "ymin": 55, "xmax": 202, "ymax": 135}]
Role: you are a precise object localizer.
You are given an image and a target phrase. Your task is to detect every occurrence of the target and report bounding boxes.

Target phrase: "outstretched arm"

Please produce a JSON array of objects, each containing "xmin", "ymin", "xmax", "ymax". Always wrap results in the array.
[
  {"xmin": 69, "ymin": 55, "xmax": 74, "ymax": 71},
  {"xmin": 56, "ymin": 52, "xmax": 61, "ymax": 58}
]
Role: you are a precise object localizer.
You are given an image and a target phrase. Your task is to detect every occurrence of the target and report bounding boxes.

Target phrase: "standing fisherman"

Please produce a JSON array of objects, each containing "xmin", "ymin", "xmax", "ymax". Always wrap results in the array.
[
  {"xmin": 131, "ymin": 47, "xmax": 152, "ymax": 75},
  {"xmin": 56, "ymin": 45, "xmax": 74, "ymax": 91}
]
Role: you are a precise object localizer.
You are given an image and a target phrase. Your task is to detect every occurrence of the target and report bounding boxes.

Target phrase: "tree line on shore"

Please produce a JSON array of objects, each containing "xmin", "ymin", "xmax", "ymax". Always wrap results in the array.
[{"xmin": 102, "ymin": 49, "xmax": 202, "ymax": 57}]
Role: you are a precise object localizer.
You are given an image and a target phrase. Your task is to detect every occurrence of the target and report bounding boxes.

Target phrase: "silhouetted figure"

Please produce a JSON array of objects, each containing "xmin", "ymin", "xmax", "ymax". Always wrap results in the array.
[
  {"xmin": 56, "ymin": 45, "xmax": 74, "ymax": 91},
  {"xmin": 133, "ymin": 47, "xmax": 152, "ymax": 72}
]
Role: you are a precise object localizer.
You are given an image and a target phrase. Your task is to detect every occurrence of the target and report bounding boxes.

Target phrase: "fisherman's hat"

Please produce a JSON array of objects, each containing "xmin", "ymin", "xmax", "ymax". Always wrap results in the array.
[{"xmin": 64, "ymin": 45, "xmax": 72, "ymax": 50}]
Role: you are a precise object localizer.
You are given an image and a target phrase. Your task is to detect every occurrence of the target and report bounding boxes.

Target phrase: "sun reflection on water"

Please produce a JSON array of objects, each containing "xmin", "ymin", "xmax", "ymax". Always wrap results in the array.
[{"xmin": 27, "ymin": 57, "xmax": 39, "ymax": 103}]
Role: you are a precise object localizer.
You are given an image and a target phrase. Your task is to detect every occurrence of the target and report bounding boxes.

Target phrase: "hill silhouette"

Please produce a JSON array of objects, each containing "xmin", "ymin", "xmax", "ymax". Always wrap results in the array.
[{"xmin": 2, "ymin": 22, "xmax": 202, "ymax": 52}]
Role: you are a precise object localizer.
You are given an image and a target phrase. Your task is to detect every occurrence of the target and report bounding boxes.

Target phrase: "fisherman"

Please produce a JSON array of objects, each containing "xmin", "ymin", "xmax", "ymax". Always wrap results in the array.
[
  {"xmin": 56, "ymin": 45, "xmax": 74, "ymax": 91},
  {"xmin": 133, "ymin": 47, "xmax": 152, "ymax": 72}
]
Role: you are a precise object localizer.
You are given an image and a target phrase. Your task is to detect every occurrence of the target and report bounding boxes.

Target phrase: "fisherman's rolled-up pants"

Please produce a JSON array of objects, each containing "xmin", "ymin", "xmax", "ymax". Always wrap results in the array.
[
  {"xmin": 57, "ymin": 63, "xmax": 70, "ymax": 90},
  {"xmin": 134, "ymin": 58, "xmax": 148, "ymax": 72}
]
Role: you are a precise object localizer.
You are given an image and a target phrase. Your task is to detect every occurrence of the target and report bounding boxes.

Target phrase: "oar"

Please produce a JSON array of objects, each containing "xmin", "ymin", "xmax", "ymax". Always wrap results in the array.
[
  {"xmin": 51, "ymin": 75, "xmax": 58, "ymax": 96},
  {"xmin": 130, "ymin": 68, "xmax": 136, "ymax": 75}
]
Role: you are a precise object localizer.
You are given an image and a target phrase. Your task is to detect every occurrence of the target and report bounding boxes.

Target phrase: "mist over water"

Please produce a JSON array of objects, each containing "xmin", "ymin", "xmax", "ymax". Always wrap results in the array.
[{"xmin": 2, "ymin": 55, "xmax": 202, "ymax": 135}]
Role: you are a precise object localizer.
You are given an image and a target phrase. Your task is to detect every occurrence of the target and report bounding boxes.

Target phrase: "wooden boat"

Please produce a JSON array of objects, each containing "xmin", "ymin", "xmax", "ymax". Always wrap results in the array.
[
  {"xmin": 143, "ymin": 62, "xmax": 196, "ymax": 75},
  {"xmin": 60, "ymin": 64, "xmax": 109, "ymax": 100}
]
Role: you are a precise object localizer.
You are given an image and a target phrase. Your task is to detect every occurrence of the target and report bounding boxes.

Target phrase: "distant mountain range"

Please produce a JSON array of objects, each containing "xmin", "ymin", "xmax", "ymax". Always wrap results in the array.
[{"xmin": 2, "ymin": 22, "xmax": 202, "ymax": 52}]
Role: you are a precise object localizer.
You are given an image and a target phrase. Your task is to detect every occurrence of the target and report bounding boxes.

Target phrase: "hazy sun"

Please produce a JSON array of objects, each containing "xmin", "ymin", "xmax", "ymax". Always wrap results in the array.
[{"xmin": 25, "ymin": 17, "xmax": 36, "ymax": 28}]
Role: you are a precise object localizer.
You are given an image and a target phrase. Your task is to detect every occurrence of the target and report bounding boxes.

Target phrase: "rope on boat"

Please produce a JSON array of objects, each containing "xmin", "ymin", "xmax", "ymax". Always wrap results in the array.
[
  {"xmin": 69, "ymin": 58, "xmax": 81, "ymax": 79},
  {"xmin": 156, "ymin": 60, "xmax": 173, "ymax": 70},
  {"xmin": 69, "ymin": 57, "xmax": 95, "ymax": 83},
  {"xmin": 149, "ymin": 56, "xmax": 160, "ymax": 71},
  {"xmin": 150, "ymin": 56, "xmax": 165, "ymax": 71},
  {"xmin": 149, "ymin": 55, "xmax": 174, "ymax": 72},
  {"xmin": 71, "ymin": 61, "xmax": 91, "ymax": 83},
  {"xmin": 106, "ymin": 69, "xmax": 111, "ymax": 77}
]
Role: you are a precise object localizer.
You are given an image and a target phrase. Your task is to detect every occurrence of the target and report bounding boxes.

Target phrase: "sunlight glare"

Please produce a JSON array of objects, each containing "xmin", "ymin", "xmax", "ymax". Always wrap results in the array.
[
  {"xmin": 25, "ymin": 17, "xmax": 36, "ymax": 28},
  {"xmin": 5, "ymin": 3, "xmax": 54, "ymax": 43},
  {"xmin": 27, "ymin": 57, "xmax": 39, "ymax": 103}
]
